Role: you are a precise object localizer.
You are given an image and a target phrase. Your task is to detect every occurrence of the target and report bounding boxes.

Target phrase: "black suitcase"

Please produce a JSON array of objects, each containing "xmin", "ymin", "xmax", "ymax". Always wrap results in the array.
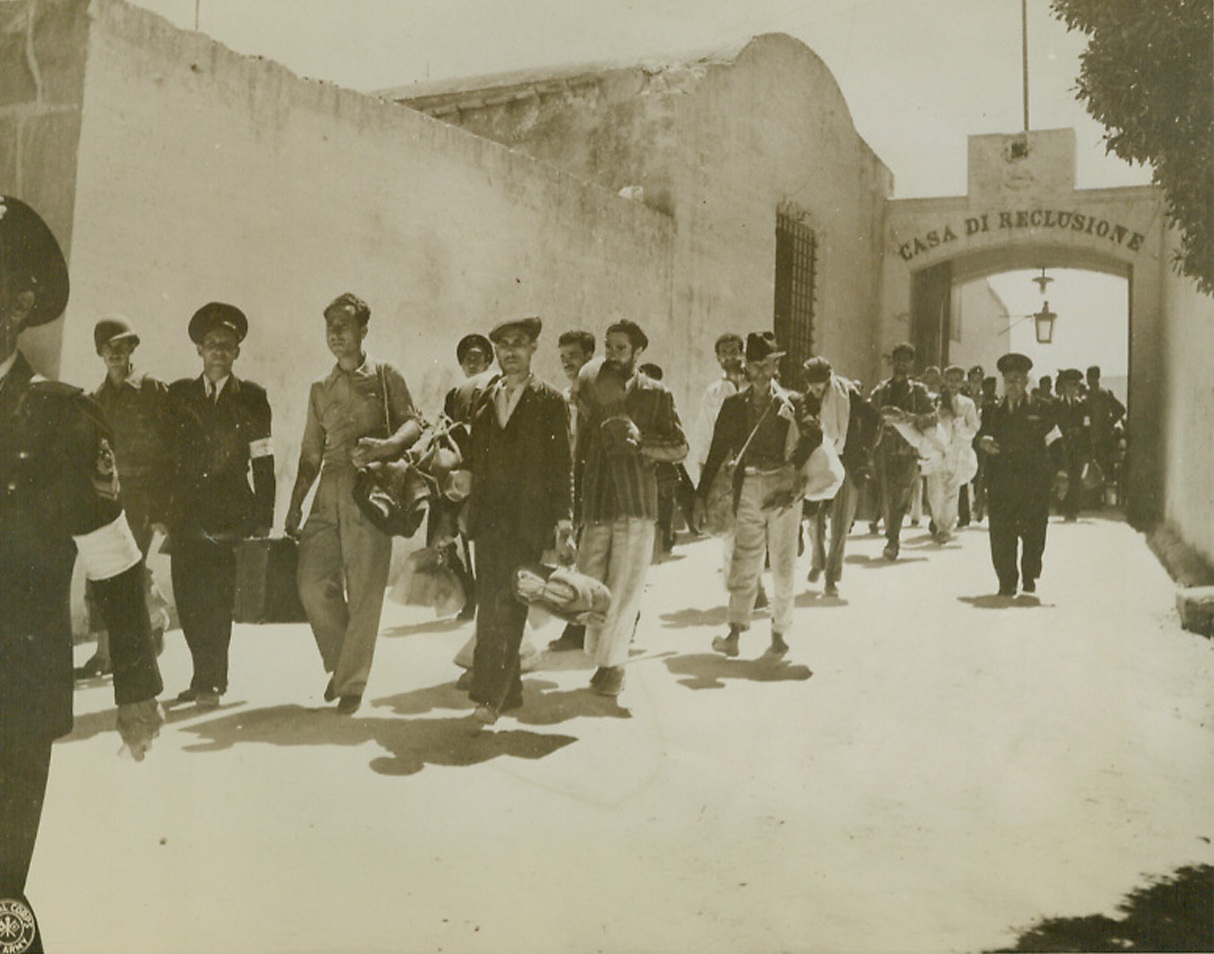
[{"xmin": 234, "ymin": 537, "xmax": 307, "ymax": 624}]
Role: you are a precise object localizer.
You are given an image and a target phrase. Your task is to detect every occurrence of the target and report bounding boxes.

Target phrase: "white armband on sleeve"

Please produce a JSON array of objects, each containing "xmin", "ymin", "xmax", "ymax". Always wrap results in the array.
[
  {"xmin": 249, "ymin": 437, "xmax": 273, "ymax": 459},
  {"xmin": 1045, "ymin": 425, "xmax": 1063, "ymax": 445},
  {"xmin": 74, "ymin": 514, "xmax": 142, "ymax": 581}
]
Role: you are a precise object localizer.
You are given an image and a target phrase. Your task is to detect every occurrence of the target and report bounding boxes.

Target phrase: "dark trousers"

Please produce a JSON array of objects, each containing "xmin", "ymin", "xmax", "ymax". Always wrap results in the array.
[
  {"xmin": 172, "ymin": 536, "xmax": 237, "ymax": 693},
  {"xmin": 1061, "ymin": 444, "xmax": 1087, "ymax": 519},
  {"xmin": 958, "ymin": 484, "xmax": 971, "ymax": 526},
  {"xmin": 879, "ymin": 452, "xmax": 920, "ymax": 548},
  {"xmin": 988, "ymin": 494, "xmax": 1049, "ymax": 590},
  {"xmin": 470, "ymin": 531, "xmax": 542, "ymax": 712},
  {"xmin": 0, "ymin": 732, "xmax": 51, "ymax": 952}
]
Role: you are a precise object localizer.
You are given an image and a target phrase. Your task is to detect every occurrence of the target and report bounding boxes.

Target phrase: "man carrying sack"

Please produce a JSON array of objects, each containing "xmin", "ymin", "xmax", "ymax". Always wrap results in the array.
[{"xmin": 697, "ymin": 332, "xmax": 822, "ymax": 658}]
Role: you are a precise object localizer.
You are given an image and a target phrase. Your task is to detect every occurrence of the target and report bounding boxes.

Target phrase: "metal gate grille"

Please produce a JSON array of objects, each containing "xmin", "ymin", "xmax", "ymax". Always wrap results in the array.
[{"xmin": 773, "ymin": 207, "xmax": 816, "ymax": 384}]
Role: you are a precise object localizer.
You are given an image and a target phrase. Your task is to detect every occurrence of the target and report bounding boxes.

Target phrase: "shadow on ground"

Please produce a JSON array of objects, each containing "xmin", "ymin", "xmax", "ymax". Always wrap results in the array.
[
  {"xmin": 175, "ymin": 702, "xmax": 576, "ymax": 776},
  {"xmin": 850, "ymin": 554, "xmax": 929, "ymax": 568},
  {"xmin": 795, "ymin": 591, "xmax": 849, "ymax": 608},
  {"xmin": 379, "ymin": 617, "xmax": 467, "ymax": 639},
  {"xmin": 61, "ymin": 698, "xmax": 245, "ymax": 745},
  {"xmin": 664, "ymin": 652, "xmax": 813, "ymax": 690},
  {"xmin": 372, "ymin": 677, "xmax": 630, "ymax": 726},
  {"xmin": 987, "ymin": 864, "xmax": 1214, "ymax": 952},
  {"xmin": 958, "ymin": 594, "xmax": 1053, "ymax": 610},
  {"xmin": 660, "ymin": 605, "xmax": 729, "ymax": 629}
]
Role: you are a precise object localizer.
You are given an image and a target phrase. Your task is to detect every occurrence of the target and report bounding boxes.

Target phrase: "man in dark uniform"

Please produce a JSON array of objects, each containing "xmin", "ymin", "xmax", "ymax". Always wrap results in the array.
[
  {"xmin": 166, "ymin": 303, "xmax": 275, "ymax": 708},
  {"xmin": 869, "ymin": 342, "xmax": 937, "ymax": 560},
  {"xmin": 1085, "ymin": 364, "xmax": 1126, "ymax": 490},
  {"xmin": 462, "ymin": 317, "xmax": 573, "ymax": 724},
  {"xmin": 0, "ymin": 196, "xmax": 163, "ymax": 952},
  {"xmin": 1054, "ymin": 368, "xmax": 1090, "ymax": 521},
  {"xmin": 977, "ymin": 352, "xmax": 1068, "ymax": 596},
  {"xmin": 76, "ymin": 316, "xmax": 173, "ymax": 678}
]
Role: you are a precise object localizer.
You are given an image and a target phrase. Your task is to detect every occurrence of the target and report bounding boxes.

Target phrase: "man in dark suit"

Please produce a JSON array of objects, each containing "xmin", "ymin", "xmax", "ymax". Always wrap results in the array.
[
  {"xmin": 167, "ymin": 303, "xmax": 275, "ymax": 708},
  {"xmin": 462, "ymin": 317, "xmax": 573, "ymax": 724},
  {"xmin": 0, "ymin": 195, "xmax": 163, "ymax": 952},
  {"xmin": 1054, "ymin": 368, "xmax": 1090, "ymax": 521},
  {"xmin": 977, "ymin": 352, "xmax": 1068, "ymax": 596}
]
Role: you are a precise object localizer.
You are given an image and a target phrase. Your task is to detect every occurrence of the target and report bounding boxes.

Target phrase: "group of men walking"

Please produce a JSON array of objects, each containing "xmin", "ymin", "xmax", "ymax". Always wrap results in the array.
[{"xmin": 0, "ymin": 192, "xmax": 1128, "ymax": 952}]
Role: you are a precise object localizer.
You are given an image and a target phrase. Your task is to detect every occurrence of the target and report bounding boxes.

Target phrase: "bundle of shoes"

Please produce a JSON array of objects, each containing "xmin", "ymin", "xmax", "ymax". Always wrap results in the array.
[
  {"xmin": 352, "ymin": 414, "xmax": 473, "ymax": 538},
  {"xmin": 512, "ymin": 563, "xmax": 611, "ymax": 626}
]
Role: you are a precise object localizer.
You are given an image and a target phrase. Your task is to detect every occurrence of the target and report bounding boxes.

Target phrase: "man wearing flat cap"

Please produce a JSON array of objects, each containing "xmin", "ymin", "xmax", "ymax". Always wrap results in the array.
[
  {"xmin": 574, "ymin": 318, "xmax": 688, "ymax": 696},
  {"xmin": 869, "ymin": 342, "xmax": 938, "ymax": 560},
  {"xmin": 287, "ymin": 293, "xmax": 423, "ymax": 715},
  {"xmin": 75, "ymin": 317, "xmax": 173, "ymax": 679},
  {"xmin": 461, "ymin": 316, "xmax": 574, "ymax": 723},
  {"xmin": 977, "ymin": 352, "xmax": 1068, "ymax": 596},
  {"xmin": 699, "ymin": 332, "xmax": 821, "ymax": 657},
  {"xmin": 0, "ymin": 196, "xmax": 163, "ymax": 951},
  {"xmin": 1054, "ymin": 368, "xmax": 1089, "ymax": 521},
  {"xmin": 166, "ymin": 301, "xmax": 276, "ymax": 708}
]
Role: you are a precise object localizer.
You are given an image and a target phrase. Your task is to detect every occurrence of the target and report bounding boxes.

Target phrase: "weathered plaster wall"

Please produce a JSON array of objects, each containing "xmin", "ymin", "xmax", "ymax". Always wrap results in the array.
[
  {"xmin": 57, "ymin": 0, "xmax": 672, "ymax": 527},
  {"xmin": 948, "ymin": 280, "xmax": 1011, "ymax": 379},
  {"xmin": 0, "ymin": 0, "xmax": 89, "ymax": 376},
  {"xmin": 1160, "ymin": 231, "xmax": 1214, "ymax": 565},
  {"xmin": 403, "ymin": 34, "xmax": 894, "ymax": 413}
]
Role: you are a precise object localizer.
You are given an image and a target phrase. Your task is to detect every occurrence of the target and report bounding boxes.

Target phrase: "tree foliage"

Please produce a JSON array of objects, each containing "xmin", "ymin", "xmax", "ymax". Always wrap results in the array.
[{"xmin": 1051, "ymin": 0, "xmax": 1213, "ymax": 294}]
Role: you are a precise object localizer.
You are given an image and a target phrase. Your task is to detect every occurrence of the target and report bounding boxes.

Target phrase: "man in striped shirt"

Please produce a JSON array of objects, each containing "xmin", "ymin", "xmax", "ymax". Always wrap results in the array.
[{"xmin": 573, "ymin": 320, "xmax": 688, "ymax": 696}]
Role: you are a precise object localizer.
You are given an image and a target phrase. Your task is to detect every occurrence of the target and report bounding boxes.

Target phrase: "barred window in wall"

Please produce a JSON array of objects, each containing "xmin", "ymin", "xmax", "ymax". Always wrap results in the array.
[{"xmin": 773, "ymin": 210, "xmax": 816, "ymax": 383}]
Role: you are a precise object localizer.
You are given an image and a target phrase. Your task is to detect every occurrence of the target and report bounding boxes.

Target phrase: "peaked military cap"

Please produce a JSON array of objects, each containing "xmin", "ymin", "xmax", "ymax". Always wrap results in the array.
[
  {"xmin": 189, "ymin": 302, "xmax": 248, "ymax": 344},
  {"xmin": 0, "ymin": 195, "xmax": 70, "ymax": 328},
  {"xmin": 996, "ymin": 352, "xmax": 1033, "ymax": 374}
]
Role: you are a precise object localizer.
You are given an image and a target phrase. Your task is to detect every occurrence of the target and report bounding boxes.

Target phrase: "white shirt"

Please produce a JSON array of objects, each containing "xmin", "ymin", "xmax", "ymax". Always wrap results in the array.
[
  {"xmin": 494, "ymin": 374, "xmax": 532, "ymax": 428},
  {"xmin": 692, "ymin": 376, "xmax": 740, "ymax": 478},
  {"xmin": 205, "ymin": 374, "xmax": 231, "ymax": 401}
]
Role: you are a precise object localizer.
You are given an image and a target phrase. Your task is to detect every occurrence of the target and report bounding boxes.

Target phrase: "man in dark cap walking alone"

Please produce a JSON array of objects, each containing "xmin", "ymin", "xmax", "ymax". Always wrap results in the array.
[{"xmin": 977, "ymin": 352, "xmax": 1068, "ymax": 596}]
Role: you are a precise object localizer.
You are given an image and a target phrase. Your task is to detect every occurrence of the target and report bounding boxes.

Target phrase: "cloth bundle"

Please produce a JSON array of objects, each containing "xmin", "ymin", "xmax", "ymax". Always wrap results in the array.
[
  {"xmin": 353, "ymin": 459, "xmax": 435, "ymax": 538},
  {"xmin": 512, "ymin": 563, "xmax": 612, "ymax": 625},
  {"xmin": 389, "ymin": 545, "xmax": 467, "ymax": 618}
]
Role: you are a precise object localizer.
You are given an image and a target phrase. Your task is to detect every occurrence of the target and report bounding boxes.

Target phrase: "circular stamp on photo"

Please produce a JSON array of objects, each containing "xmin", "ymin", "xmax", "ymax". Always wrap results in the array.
[{"xmin": 0, "ymin": 898, "xmax": 37, "ymax": 954}]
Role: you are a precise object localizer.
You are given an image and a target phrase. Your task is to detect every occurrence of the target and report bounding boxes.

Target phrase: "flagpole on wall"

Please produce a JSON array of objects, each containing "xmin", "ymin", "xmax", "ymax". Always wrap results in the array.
[{"xmin": 1021, "ymin": 0, "xmax": 1030, "ymax": 130}]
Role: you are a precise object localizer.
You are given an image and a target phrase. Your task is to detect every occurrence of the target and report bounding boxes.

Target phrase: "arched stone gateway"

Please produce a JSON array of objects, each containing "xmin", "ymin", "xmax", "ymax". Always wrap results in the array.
[{"xmin": 881, "ymin": 129, "xmax": 1166, "ymax": 528}]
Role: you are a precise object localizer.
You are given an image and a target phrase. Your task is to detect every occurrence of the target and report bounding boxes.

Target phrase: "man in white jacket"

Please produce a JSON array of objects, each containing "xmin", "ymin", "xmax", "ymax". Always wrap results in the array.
[{"xmin": 924, "ymin": 365, "xmax": 980, "ymax": 542}]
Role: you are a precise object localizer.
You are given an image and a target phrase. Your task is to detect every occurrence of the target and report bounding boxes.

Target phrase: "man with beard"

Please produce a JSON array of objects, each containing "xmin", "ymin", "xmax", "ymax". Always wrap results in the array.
[{"xmin": 574, "ymin": 320, "xmax": 688, "ymax": 696}]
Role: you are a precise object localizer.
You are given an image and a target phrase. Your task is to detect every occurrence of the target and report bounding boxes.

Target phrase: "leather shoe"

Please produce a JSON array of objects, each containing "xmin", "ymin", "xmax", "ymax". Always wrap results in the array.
[
  {"xmin": 175, "ymin": 687, "xmax": 199, "ymax": 704},
  {"xmin": 712, "ymin": 632, "xmax": 740, "ymax": 657},
  {"xmin": 74, "ymin": 654, "xmax": 112, "ymax": 679},
  {"xmin": 824, "ymin": 582, "xmax": 839, "ymax": 598},
  {"xmin": 1022, "ymin": 579, "xmax": 1036, "ymax": 593},
  {"xmin": 997, "ymin": 586, "xmax": 1017, "ymax": 597},
  {"xmin": 472, "ymin": 704, "xmax": 499, "ymax": 725},
  {"xmin": 883, "ymin": 543, "xmax": 899, "ymax": 561},
  {"xmin": 768, "ymin": 633, "xmax": 790, "ymax": 657},
  {"xmin": 336, "ymin": 695, "xmax": 362, "ymax": 716},
  {"xmin": 195, "ymin": 690, "xmax": 221, "ymax": 710},
  {"xmin": 807, "ymin": 567, "xmax": 822, "ymax": 583},
  {"xmin": 548, "ymin": 629, "xmax": 585, "ymax": 652},
  {"xmin": 589, "ymin": 667, "xmax": 607, "ymax": 689},
  {"xmin": 323, "ymin": 677, "xmax": 338, "ymax": 703}
]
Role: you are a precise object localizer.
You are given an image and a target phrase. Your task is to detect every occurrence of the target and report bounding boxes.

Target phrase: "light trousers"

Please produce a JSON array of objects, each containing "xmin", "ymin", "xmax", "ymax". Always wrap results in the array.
[
  {"xmin": 298, "ymin": 466, "xmax": 392, "ymax": 696},
  {"xmin": 925, "ymin": 471, "xmax": 964, "ymax": 537},
  {"xmin": 728, "ymin": 472, "xmax": 800, "ymax": 633},
  {"xmin": 577, "ymin": 517, "xmax": 655, "ymax": 669}
]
